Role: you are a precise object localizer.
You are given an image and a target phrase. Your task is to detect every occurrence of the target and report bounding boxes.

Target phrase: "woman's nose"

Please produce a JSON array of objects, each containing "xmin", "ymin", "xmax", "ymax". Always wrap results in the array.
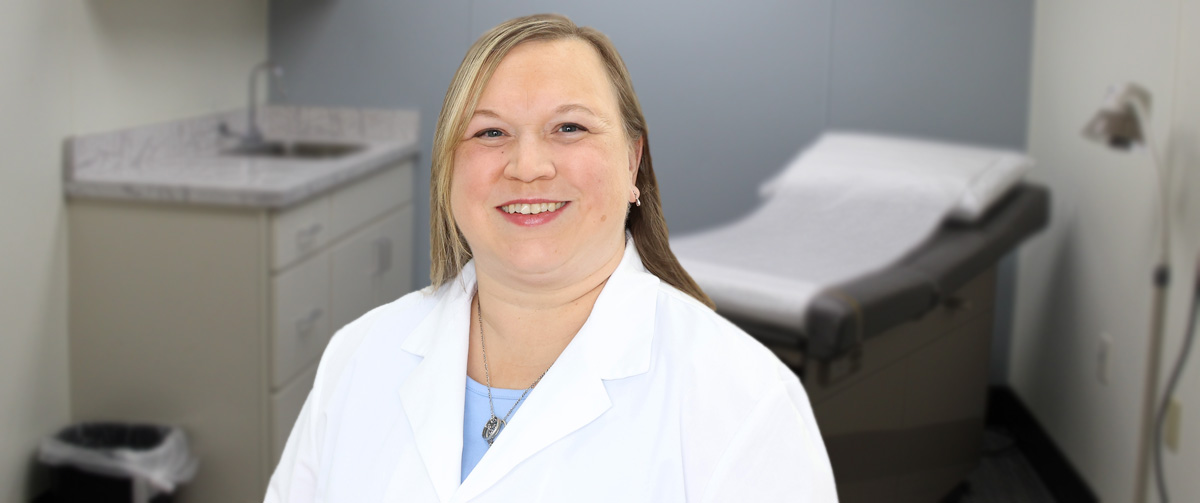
[{"xmin": 503, "ymin": 136, "xmax": 555, "ymax": 182}]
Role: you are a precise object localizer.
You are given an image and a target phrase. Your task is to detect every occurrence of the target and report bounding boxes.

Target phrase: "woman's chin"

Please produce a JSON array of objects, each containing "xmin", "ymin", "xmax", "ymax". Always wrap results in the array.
[
  {"xmin": 472, "ymin": 232, "xmax": 624, "ymax": 286},
  {"xmin": 498, "ymin": 253, "xmax": 569, "ymax": 280}
]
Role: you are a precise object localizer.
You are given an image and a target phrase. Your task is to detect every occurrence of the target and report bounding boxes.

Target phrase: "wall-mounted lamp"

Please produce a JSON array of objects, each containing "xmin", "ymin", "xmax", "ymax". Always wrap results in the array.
[
  {"xmin": 1083, "ymin": 83, "xmax": 1153, "ymax": 150},
  {"xmin": 1083, "ymin": 82, "xmax": 1183, "ymax": 503}
]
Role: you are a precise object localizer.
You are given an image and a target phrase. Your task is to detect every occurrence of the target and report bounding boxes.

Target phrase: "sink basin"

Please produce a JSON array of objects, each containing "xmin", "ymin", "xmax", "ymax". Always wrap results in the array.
[{"xmin": 224, "ymin": 140, "xmax": 365, "ymax": 159}]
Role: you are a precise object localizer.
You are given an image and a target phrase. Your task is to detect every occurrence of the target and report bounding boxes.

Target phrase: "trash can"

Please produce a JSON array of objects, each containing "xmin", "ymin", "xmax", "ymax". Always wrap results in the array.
[{"xmin": 37, "ymin": 422, "xmax": 198, "ymax": 503}]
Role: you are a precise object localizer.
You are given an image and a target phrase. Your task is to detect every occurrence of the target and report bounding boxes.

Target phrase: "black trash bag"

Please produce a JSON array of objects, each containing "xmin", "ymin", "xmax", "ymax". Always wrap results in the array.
[{"xmin": 37, "ymin": 423, "xmax": 198, "ymax": 503}]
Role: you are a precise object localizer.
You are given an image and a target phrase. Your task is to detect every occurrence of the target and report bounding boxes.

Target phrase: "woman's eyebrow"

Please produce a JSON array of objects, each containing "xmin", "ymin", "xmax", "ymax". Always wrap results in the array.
[
  {"xmin": 555, "ymin": 104, "xmax": 598, "ymax": 117},
  {"xmin": 470, "ymin": 104, "xmax": 602, "ymax": 120}
]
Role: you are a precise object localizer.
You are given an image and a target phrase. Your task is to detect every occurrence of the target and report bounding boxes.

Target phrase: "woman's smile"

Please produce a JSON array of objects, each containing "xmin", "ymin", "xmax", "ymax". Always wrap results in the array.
[{"xmin": 496, "ymin": 200, "xmax": 570, "ymax": 226}]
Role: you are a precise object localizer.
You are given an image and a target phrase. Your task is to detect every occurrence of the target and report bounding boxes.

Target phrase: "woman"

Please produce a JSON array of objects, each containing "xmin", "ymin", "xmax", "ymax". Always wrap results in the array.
[{"xmin": 266, "ymin": 13, "xmax": 836, "ymax": 502}]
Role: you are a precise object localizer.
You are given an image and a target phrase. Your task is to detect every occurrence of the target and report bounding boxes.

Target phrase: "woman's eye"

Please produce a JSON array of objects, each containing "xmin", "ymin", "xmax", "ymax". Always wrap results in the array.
[
  {"xmin": 475, "ymin": 129, "xmax": 504, "ymax": 139},
  {"xmin": 558, "ymin": 123, "xmax": 587, "ymax": 134}
]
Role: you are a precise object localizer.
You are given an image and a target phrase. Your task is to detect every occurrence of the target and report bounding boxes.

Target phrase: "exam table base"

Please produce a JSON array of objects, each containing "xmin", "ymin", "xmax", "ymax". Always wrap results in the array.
[{"xmin": 757, "ymin": 267, "xmax": 995, "ymax": 503}]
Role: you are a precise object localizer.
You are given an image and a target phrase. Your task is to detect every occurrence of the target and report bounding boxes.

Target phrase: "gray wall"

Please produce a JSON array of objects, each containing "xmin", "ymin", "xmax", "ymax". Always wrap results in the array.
[{"xmin": 269, "ymin": 0, "xmax": 1032, "ymax": 382}]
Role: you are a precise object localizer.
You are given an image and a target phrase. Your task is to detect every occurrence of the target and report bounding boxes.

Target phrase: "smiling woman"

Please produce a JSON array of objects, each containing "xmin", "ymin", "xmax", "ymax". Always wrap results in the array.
[
  {"xmin": 429, "ymin": 16, "xmax": 709, "ymax": 304},
  {"xmin": 265, "ymin": 13, "xmax": 837, "ymax": 502},
  {"xmin": 450, "ymin": 37, "xmax": 639, "ymax": 291}
]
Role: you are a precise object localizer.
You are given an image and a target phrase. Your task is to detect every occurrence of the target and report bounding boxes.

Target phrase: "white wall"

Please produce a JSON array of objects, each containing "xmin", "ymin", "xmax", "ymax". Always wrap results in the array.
[
  {"xmin": 0, "ymin": 1, "xmax": 266, "ymax": 500},
  {"xmin": 0, "ymin": 1, "xmax": 73, "ymax": 501},
  {"xmin": 1016, "ymin": 1, "xmax": 1200, "ymax": 501},
  {"xmin": 68, "ymin": 2, "xmax": 268, "ymax": 135}
]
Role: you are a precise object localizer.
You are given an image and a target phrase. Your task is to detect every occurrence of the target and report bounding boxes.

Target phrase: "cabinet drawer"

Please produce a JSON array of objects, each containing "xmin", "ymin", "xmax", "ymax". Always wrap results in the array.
[
  {"xmin": 271, "ymin": 253, "xmax": 331, "ymax": 389},
  {"xmin": 271, "ymin": 362, "xmax": 318, "ymax": 466},
  {"xmin": 271, "ymin": 161, "xmax": 413, "ymax": 272},
  {"xmin": 329, "ymin": 160, "xmax": 414, "ymax": 240},
  {"xmin": 272, "ymin": 194, "xmax": 330, "ymax": 271}
]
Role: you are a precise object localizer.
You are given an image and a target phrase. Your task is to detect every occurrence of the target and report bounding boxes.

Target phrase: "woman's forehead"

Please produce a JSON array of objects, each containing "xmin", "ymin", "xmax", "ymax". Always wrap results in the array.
[{"xmin": 474, "ymin": 39, "xmax": 619, "ymax": 120}]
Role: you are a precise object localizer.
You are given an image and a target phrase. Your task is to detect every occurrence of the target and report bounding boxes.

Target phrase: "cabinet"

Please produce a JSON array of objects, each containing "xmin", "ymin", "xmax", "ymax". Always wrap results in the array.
[{"xmin": 68, "ymin": 160, "xmax": 415, "ymax": 503}]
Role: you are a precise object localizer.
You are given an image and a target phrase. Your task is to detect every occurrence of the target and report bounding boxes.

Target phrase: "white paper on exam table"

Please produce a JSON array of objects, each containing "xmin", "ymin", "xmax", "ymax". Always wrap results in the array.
[{"xmin": 672, "ymin": 132, "xmax": 1031, "ymax": 330}]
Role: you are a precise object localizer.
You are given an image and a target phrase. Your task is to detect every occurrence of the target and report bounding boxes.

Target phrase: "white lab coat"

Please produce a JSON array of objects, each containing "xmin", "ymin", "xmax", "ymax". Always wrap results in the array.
[{"xmin": 265, "ymin": 239, "xmax": 838, "ymax": 502}]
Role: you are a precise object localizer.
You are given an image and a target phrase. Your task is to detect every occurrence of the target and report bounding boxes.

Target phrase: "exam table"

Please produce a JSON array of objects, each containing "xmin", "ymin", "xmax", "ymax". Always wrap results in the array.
[{"xmin": 713, "ymin": 183, "xmax": 1049, "ymax": 502}]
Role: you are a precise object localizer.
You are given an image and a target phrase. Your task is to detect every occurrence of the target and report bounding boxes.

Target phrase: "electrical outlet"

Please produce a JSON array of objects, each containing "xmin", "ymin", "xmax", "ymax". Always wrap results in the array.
[
  {"xmin": 1097, "ymin": 334, "xmax": 1112, "ymax": 385},
  {"xmin": 1165, "ymin": 398, "xmax": 1182, "ymax": 453}
]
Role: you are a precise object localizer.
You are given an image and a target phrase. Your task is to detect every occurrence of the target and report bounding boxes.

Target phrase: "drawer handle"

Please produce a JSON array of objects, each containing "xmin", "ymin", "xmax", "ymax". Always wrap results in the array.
[
  {"xmin": 295, "ymin": 223, "xmax": 323, "ymax": 251},
  {"xmin": 295, "ymin": 308, "xmax": 323, "ymax": 336},
  {"xmin": 374, "ymin": 237, "xmax": 393, "ymax": 277}
]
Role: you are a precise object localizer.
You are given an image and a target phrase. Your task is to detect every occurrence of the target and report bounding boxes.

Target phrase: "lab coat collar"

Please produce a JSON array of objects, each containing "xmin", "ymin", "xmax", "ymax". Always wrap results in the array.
[{"xmin": 395, "ymin": 236, "xmax": 660, "ymax": 502}]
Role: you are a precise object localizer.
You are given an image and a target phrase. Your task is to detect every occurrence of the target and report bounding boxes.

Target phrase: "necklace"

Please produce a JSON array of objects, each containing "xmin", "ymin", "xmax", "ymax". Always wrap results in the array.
[{"xmin": 477, "ymin": 296, "xmax": 550, "ymax": 447}]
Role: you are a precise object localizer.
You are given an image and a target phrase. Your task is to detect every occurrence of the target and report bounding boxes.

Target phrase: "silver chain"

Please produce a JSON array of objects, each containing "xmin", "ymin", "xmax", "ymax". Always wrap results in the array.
[{"xmin": 477, "ymin": 295, "xmax": 550, "ymax": 446}]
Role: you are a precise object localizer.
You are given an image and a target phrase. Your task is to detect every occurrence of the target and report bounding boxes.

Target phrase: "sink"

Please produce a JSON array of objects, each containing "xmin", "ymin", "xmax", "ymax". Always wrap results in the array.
[{"xmin": 223, "ymin": 140, "xmax": 365, "ymax": 159}]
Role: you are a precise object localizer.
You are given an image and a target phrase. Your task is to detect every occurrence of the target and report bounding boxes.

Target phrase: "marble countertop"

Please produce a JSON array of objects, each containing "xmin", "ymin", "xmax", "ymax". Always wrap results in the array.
[{"xmin": 64, "ymin": 106, "xmax": 420, "ymax": 209}]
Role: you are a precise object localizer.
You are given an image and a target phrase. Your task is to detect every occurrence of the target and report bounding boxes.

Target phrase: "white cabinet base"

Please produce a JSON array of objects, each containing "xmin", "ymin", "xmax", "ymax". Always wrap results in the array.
[{"xmin": 68, "ymin": 160, "xmax": 415, "ymax": 503}]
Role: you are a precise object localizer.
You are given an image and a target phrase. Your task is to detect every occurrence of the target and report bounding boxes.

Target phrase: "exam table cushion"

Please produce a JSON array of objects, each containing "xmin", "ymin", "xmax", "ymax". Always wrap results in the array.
[
  {"xmin": 759, "ymin": 132, "xmax": 1033, "ymax": 223},
  {"xmin": 674, "ymin": 132, "xmax": 1036, "ymax": 342},
  {"xmin": 801, "ymin": 184, "xmax": 1050, "ymax": 360}
]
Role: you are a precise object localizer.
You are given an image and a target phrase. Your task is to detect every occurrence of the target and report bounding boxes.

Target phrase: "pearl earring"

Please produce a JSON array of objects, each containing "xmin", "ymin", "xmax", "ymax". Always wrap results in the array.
[{"xmin": 632, "ymin": 187, "xmax": 642, "ymax": 207}]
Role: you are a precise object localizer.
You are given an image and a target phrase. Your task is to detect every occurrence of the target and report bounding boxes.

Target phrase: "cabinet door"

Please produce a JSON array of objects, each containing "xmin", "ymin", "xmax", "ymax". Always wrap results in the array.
[
  {"xmin": 330, "ymin": 205, "xmax": 414, "ymax": 333},
  {"xmin": 330, "ymin": 218, "xmax": 382, "ymax": 335},
  {"xmin": 376, "ymin": 204, "xmax": 414, "ymax": 305},
  {"xmin": 271, "ymin": 362, "xmax": 318, "ymax": 467}
]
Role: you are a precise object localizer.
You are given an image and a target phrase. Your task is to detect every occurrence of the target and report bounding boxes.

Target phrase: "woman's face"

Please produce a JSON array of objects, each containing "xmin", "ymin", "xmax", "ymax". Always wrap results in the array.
[{"xmin": 451, "ymin": 39, "xmax": 640, "ymax": 286}]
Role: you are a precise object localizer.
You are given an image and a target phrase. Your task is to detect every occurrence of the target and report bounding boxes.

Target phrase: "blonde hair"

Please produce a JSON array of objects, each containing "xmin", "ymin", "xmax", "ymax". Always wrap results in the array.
[{"xmin": 429, "ymin": 13, "xmax": 714, "ymax": 309}]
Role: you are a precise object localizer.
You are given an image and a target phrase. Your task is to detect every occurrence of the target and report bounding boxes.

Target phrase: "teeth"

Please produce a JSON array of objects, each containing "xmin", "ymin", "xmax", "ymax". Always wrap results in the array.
[{"xmin": 502, "ymin": 202, "xmax": 566, "ymax": 215}]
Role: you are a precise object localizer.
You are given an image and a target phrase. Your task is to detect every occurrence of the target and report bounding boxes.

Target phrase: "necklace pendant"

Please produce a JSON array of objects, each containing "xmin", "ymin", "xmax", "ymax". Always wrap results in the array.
[{"xmin": 482, "ymin": 416, "xmax": 506, "ymax": 445}]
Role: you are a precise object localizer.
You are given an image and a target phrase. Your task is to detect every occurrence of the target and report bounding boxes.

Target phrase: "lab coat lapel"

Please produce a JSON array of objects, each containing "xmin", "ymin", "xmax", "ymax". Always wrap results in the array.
[
  {"xmin": 455, "ymin": 355, "xmax": 612, "ymax": 500},
  {"xmin": 393, "ymin": 271, "xmax": 475, "ymax": 503},
  {"xmin": 455, "ymin": 240, "xmax": 659, "ymax": 501}
]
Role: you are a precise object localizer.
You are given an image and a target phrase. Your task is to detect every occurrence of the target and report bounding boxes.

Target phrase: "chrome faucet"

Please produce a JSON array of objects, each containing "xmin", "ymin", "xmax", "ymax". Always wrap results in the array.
[{"xmin": 221, "ymin": 61, "xmax": 285, "ymax": 147}]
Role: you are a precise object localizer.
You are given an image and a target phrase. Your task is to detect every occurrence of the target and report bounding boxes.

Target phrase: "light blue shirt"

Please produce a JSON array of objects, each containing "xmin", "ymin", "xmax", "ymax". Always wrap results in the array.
[{"xmin": 461, "ymin": 377, "xmax": 530, "ymax": 482}]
